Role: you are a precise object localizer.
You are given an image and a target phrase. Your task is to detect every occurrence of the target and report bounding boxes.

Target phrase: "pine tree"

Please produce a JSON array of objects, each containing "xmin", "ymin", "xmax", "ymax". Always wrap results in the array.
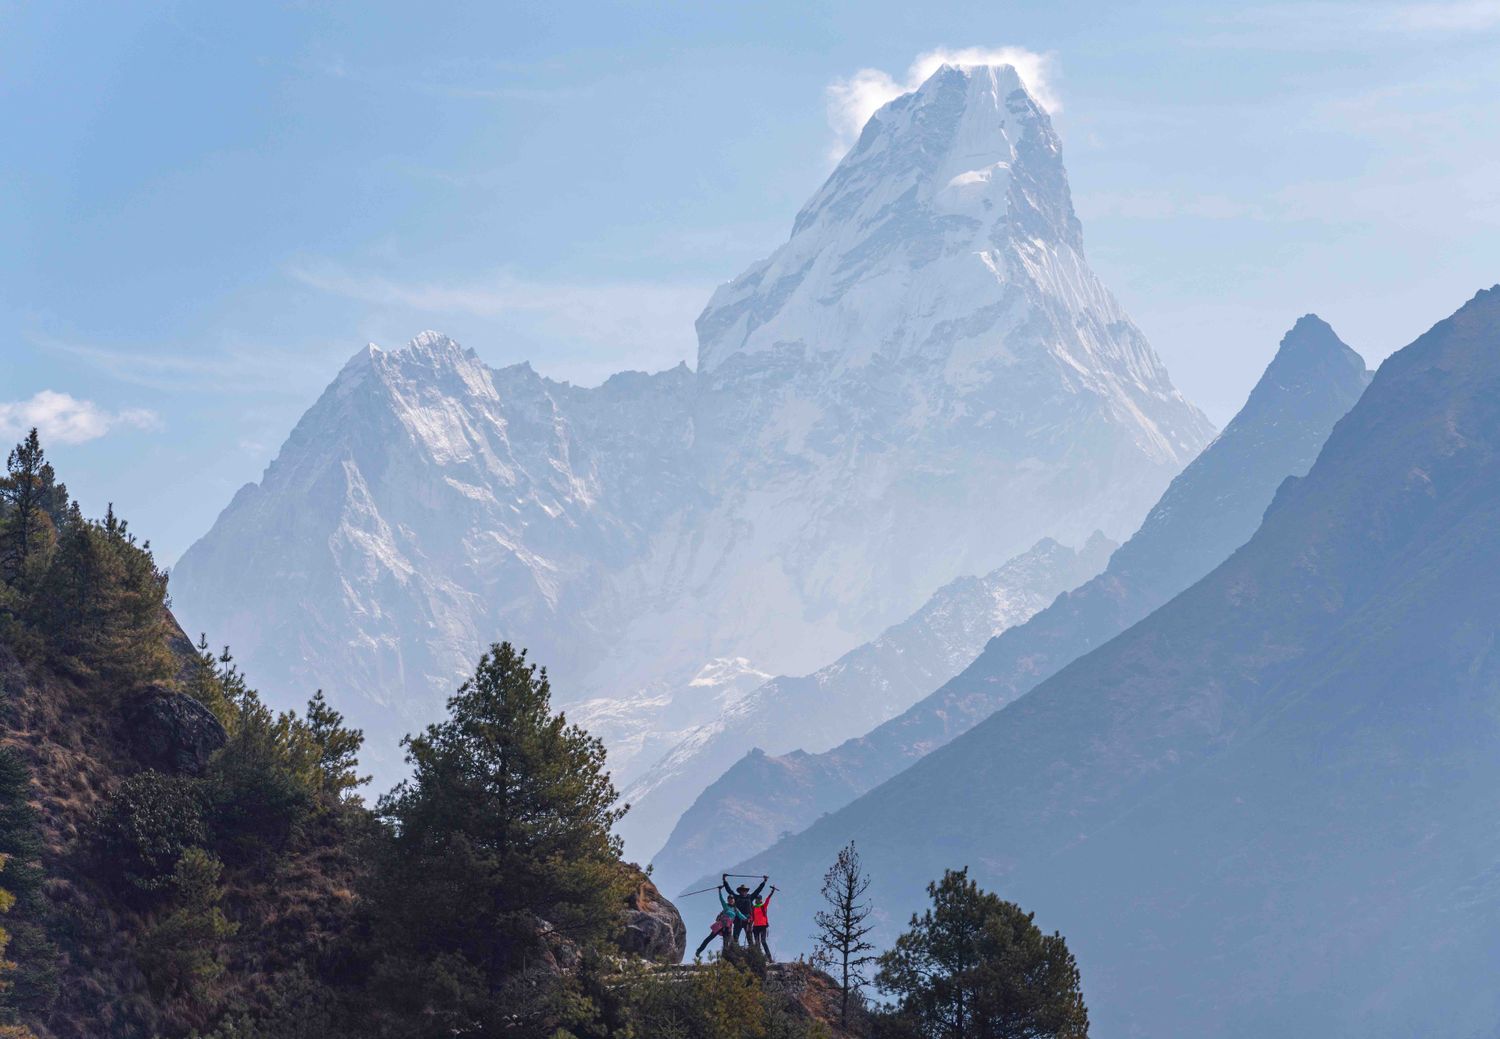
[
  {"xmin": 813, "ymin": 841, "xmax": 876, "ymax": 1026},
  {"xmin": 139, "ymin": 848, "xmax": 237, "ymax": 1000},
  {"xmin": 875, "ymin": 868, "xmax": 1089, "ymax": 1039},
  {"xmin": 303, "ymin": 691, "xmax": 368, "ymax": 799},
  {"xmin": 368, "ymin": 642, "xmax": 630, "ymax": 1032},
  {"xmin": 186, "ymin": 635, "xmax": 235, "ymax": 726},
  {"xmin": 0, "ymin": 431, "xmax": 60, "ymax": 588},
  {"xmin": 28, "ymin": 502, "xmax": 172, "ymax": 687}
]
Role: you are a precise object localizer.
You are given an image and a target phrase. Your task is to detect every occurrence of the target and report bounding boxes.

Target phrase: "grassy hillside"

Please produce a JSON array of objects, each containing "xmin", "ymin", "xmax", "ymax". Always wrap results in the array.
[{"xmin": 0, "ymin": 430, "xmax": 856, "ymax": 1039}]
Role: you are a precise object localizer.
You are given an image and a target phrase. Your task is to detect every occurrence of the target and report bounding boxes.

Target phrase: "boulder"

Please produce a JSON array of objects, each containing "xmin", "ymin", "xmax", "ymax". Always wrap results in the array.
[
  {"xmin": 618, "ymin": 875, "xmax": 687, "ymax": 964},
  {"xmin": 125, "ymin": 686, "xmax": 227, "ymax": 776}
]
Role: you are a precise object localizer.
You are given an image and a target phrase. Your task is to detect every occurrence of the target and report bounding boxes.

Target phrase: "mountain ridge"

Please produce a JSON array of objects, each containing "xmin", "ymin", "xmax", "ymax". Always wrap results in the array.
[
  {"xmin": 728, "ymin": 286, "xmax": 1500, "ymax": 1037},
  {"xmin": 655, "ymin": 311, "xmax": 1369, "ymax": 894},
  {"xmin": 173, "ymin": 63, "xmax": 1213, "ymax": 796},
  {"xmin": 615, "ymin": 531, "xmax": 1117, "ymax": 857}
]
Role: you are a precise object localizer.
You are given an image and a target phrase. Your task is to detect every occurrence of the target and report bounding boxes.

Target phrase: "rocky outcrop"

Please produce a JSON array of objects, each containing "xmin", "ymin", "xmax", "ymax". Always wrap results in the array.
[
  {"xmin": 124, "ymin": 685, "xmax": 227, "ymax": 775},
  {"xmin": 763, "ymin": 962, "xmax": 870, "ymax": 1037},
  {"xmin": 617, "ymin": 876, "xmax": 687, "ymax": 964}
]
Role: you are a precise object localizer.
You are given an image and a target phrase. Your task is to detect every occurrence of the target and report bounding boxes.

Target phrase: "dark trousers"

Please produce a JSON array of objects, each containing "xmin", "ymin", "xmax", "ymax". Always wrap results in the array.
[
  {"xmin": 752, "ymin": 925, "xmax": 772, "ymax": 960},
  {"xmin": 733, "ymin": 919, "xmax": 750, "ymax": 945},
  {"xmin": 696, "ymin": 927, "xmax": 730, "ymax": 957}
]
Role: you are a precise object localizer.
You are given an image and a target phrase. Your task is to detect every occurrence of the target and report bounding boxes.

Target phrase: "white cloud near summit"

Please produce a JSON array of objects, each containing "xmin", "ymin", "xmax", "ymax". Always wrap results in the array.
[
  {"xmin": 825, "ymin": 47, "xmax": 1060, "ymax": 158},
  {"xmin": 0, "ymin": 390, "xmax": 161, "ymax": 445}
]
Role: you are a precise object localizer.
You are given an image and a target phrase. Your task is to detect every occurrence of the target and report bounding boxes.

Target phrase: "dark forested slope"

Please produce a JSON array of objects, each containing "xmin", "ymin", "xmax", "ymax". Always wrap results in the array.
[{"xmin": 0, "ymin": 432, "xmax": 854, "ymax": 1039}]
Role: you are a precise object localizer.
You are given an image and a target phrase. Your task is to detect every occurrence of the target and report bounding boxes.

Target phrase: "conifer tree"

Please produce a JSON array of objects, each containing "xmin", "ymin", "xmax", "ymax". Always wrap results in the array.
[
  {"xmin": 876, "ymin": 868, "xmax": 1088, "ymax": 1039},
  {"xmin": 139, "ymin": 848, "xmax": 237, "ymax": 1000},
  {"xmin": 0, "ymin": 431, "xmax": 61, "ymax": 588},
  {"xmin": 368, "ymin": 643, "xmax": 629, "ymax": 1031},
  {"xmin": 303, "ymin": 691, "xmax": 368, "ymax": 799},
  {"xmin": 814, "ymin": 841, "xmax": 876, "ymax": 1027},
  {"xmin": 29, "ymin": 502, "xmax": 172, "ymax": 686}
]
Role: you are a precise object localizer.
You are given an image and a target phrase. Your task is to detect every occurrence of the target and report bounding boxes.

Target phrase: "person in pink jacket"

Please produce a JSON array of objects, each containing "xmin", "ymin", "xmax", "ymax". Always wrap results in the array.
[{"xmin": 694, "ymin": 890, "xmax": 747, "ymax": 958}]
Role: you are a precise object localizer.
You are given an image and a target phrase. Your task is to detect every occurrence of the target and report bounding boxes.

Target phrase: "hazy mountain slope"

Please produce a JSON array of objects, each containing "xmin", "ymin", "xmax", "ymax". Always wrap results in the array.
[
  {"xmin": 735, "ymin": 287, "xmax": 1500, "ymax": 1037},
  {"xmin": 173, "ymin": 63, "xmax": 1211, "ymax": 788},
  {"xmin": 657, "ymin": 316, "xmax": 1369, "ymax": 895},
  {"xmin": 170, "ymin": 337, "xmax": 697, "ymax": 774},
  {"xmin": 617, "ymin": 533, "xmax": 1116, "ymax": 859},
  {"xmin": 642, "ymin": 63, "xmax": 1213, "ymax": 686}
]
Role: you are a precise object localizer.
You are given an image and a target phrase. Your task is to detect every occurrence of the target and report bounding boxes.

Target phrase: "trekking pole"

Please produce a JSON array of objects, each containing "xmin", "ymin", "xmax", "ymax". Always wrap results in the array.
[
  {"xmin": 724, "ymin": 873, "xmax": 767, "ymax": 879},
  {"xmin": 680, "ymin": 885, "xmax": 722, "ymax": 897}
]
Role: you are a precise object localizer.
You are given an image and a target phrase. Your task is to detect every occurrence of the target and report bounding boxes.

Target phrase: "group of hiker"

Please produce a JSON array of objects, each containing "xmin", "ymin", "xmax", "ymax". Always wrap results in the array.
[{"xmin": 694, "ymin": 873, "xmax": 776, "ymax": 960}]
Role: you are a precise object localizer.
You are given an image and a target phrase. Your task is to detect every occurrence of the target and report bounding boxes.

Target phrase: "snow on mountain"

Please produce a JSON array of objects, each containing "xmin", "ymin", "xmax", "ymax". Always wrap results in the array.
[
  {"xmin": 172, "ymin": 63, "xmax": 1212, "ymax": 801},
  {"xmin": 614, "ymin": 532, "xmax": 1116, "ymax": 859},
  {"xmin": 653, "ymin": 315, "xmax": 1370, "ymax": 898}
]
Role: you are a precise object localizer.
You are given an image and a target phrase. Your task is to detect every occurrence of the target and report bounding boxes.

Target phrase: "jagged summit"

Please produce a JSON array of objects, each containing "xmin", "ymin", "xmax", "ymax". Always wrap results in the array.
[
  {"xmin": 1267, "ymin": 314, "xmax": 1369, "ymax": 374},
  {"xmin": 1222, "ymin": 315, "xmax": 1369, "ymax": 444},
  {"xmin": 697, "ymin": 62, "xmax": 1085, "ymax": 377},
  {"xmin": 790, "ymin": 63, "xmax": 1052, "ymax": 241}
]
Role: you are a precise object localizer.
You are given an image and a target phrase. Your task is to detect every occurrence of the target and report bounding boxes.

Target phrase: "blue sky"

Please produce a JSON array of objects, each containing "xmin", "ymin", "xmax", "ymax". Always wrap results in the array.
[{"xmin": 4, "ymin": 1, "xmax": 1498, "ymax": 563}]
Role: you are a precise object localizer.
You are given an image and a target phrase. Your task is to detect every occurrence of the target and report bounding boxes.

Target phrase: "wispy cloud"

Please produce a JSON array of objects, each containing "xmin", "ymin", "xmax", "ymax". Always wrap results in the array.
[
  {"xmin": 36, "ymin": 335, "xmax": 349, "ymax": 396},
  {"xmin": 1377, "ymin": 0, "xmax": 1500, "ymax": 30},
  {"xmin": 1080, "ymin": 190, "xmax": 1269, "ymax": 222},
  {"xmin": 289, "ymin": 262, "xmax": 709, "ymax": 382},
  {"xmin": 0, "ymin": 391, "xmax": 160, "ymax": 445},
  {"xmin": 826, "ymin": 47, "xmax": 1059, "ymax": 158},
  {"xmin": 1202, "ymin": 0, "xmax": 1500, "ymax": 46}
]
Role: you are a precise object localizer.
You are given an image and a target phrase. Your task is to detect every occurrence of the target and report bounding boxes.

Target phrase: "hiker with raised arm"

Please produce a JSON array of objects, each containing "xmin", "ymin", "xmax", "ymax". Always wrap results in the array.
[
  {"xmin": 695, "ymin": 887, "xmax": 747, "ymax": 958},
  {"xmin": 751, "ymin": 885, "xmax": 776, "ymax": 961},
  {"xmin": 722, "ymin": 873, "xmax": 767, "ymax": 947}
]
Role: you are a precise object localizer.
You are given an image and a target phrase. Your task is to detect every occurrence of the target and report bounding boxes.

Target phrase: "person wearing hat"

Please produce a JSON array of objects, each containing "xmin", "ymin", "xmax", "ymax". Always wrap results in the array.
[{"xmin": 721, "ymin": 873, "xmax": 767, "ymax": 946}]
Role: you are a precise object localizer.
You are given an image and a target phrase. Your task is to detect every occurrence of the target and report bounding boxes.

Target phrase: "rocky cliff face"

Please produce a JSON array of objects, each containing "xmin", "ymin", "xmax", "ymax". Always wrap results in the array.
[
  {"xmin": 734, "ymin": 288, "xmax": 1500, "ymax": 1038},
  {"xmin": 616, "ymin": 876, "xmax": 687, "ymax": 964},
  {"xmin": 659, "ymin": 315, "xmax": 1369, "ymax": 895},
  {"xmin": 172, "ymin": 64, "xmax": 1211, "ymax": 796}
]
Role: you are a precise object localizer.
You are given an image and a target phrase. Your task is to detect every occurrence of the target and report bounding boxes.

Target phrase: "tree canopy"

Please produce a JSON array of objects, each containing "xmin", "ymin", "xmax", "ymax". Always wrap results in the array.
[
  {"xmin": 876, "ymin": 868, "xmax": 1088, "ymax": 1039},
  {"xmin": 364, "ymin": 642, "xmax": 631, "ymax": 1033}
]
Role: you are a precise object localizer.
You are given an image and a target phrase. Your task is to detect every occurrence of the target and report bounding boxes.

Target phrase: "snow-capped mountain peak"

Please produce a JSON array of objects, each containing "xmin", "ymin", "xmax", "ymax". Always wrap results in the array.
[{"xmin": 174, "ymin": 67, "xmax": 1213, "ymax": 807}]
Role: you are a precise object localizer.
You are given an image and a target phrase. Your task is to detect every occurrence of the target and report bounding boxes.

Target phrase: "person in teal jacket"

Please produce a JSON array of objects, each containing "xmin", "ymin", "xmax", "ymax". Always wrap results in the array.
[{"xmin": 694, "ymin": 891, "xmax": 747, "ymax": 958}]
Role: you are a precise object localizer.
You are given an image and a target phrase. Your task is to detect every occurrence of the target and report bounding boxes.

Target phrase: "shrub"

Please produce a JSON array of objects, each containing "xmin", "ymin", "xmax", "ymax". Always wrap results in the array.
[
  {"xmin": 139, "ymin": 848, "xmax": 236, "ymax": 1001},
  {"xmin": 91, "ymin": 772, "xmax": 207, "ymax": 896}
]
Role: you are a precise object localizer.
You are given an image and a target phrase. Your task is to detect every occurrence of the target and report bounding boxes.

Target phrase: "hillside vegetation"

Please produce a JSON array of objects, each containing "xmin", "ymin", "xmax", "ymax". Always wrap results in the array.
[{"xmin": 0, "ymin": 430, "xmax": 870, "ymax": 1039}]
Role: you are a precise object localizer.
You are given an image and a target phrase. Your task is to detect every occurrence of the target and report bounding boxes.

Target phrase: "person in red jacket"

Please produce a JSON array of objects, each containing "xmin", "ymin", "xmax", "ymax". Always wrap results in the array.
[{"xmin": 750, "ymin": 886, "xmax": 776, "ymax": 961}]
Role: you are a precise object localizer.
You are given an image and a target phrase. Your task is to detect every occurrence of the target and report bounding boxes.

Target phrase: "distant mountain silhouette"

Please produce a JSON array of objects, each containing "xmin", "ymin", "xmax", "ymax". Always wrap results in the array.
[
  {"xmin": 655, "ymin": 315, "xmax": 1370, "ymax": 897},
  {"xmin": 736, "ymin": 287, "xmax": 1500, "ymax": 1037}
]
